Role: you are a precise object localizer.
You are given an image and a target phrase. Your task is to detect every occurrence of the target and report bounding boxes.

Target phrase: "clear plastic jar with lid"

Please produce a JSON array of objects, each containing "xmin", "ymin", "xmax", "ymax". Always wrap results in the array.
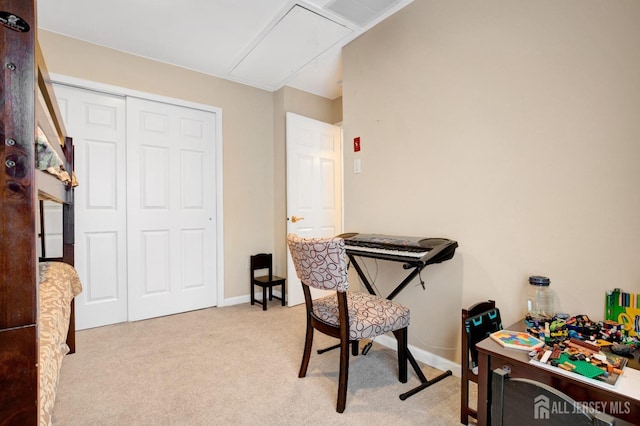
[{"xmin": 527, "ymin": 276, "xmax": 554, "ymax": 319}]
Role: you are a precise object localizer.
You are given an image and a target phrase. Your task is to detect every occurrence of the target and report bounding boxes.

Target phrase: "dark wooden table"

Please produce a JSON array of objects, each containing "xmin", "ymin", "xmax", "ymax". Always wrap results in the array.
[{"xmin": 476, "ymin": 321, "xmax": 640, "ymax": 425}]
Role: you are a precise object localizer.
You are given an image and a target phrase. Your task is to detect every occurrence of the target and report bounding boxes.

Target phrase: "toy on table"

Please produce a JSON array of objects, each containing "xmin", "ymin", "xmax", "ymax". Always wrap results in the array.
[
  {"xmin": 532, "ymin": 337, "xmax": 628, "ymax": 386},
  {"xmin": 490, "ymin": 330, "xmax": 544, "ymax": 351},
  {"xmin": 526, "ymin": 315, "xmax": 568, "ymax": 344}
]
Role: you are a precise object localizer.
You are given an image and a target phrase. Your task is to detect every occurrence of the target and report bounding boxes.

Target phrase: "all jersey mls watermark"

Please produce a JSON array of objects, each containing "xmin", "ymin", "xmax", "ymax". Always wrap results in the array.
[{"xmin": 534, "ymin": 394, "xmax": 631, "ymax": 419}]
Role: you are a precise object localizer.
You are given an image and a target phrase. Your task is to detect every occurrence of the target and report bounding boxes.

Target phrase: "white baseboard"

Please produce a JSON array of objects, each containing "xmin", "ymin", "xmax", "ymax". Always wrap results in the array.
[
  {"xmin": 223, "ymin": 295, "xmax": 250, "ymax": 306},
  {"xmin": 376, "ymin": 334, "xmax": 461, "ymax": 377},
  {"xmin": 224, "ymin": 290, "xmax": 284, "ymax": 307}
]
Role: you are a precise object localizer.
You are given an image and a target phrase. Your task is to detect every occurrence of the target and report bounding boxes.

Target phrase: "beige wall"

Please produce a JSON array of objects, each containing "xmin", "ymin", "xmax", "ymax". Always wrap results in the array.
[
  {"xmin": 342, "ymin": 0, "xmax": 640, "ymax": 362},
  {"xmin": 38, "ymin": 30, "xmax": 301, "ymax": 302}
]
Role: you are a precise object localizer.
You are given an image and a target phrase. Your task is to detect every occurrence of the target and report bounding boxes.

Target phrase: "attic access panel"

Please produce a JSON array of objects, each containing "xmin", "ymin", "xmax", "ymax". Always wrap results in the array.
[
  {"xmin": 325, "ymin": 0, "xmax": 402, "ymax": 27},
  {"xmin": 229, "ymin": 4, "xmax": 352, "ymax": 90}
]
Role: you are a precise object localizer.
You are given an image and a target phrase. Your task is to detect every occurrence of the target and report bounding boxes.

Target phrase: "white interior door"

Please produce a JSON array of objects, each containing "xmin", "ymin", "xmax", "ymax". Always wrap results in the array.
[
  {"xmin": 126, "ymin": 97, "xmax": 217, "ymax": 321},
  {"xmin": 286, "ymin": 112, "xmax": 342, "ymax": 306},
  {"xmin": 53, "ymin": 84, "xmax": 128, "ymax": 330}
]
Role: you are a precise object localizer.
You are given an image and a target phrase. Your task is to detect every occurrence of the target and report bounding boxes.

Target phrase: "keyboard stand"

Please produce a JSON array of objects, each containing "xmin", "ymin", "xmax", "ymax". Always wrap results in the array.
[{"xmin": 346, "ymin": 252, "xmax": 453, "ymax": 400}]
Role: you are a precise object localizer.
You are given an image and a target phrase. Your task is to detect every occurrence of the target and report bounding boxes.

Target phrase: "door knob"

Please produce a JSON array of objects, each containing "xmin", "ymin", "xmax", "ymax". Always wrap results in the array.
[{"xmin": 291, "ymin": 215, "xmax": 305, "ymax": 223}]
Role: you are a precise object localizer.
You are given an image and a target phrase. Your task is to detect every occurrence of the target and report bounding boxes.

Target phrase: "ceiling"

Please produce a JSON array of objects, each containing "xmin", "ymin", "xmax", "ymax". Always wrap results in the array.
[{"xmin": 37, "ymin": 0, "xmax": 413, "ymax": 100}]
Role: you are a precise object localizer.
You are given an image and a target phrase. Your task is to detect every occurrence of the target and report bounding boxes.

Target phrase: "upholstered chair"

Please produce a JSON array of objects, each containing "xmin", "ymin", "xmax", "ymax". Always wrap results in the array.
[{"xmin": 287, "ymin": 234, "xmax": 410, "ymax": 413}]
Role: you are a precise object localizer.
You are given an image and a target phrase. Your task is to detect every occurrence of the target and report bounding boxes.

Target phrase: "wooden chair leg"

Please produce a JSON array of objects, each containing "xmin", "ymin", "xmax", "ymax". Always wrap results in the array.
[
  {"xmin": 337, "ymin": 336, "xmax": 350, "ymax": 413},
  {"xmin": 250, "ymin": 283, "xmax": 255, "ymax": 305},
  {"xmin": 461, "ymin": 363, "xmax": 476, "ymax": 423},
  {"xmin": 281, "ymin": 282, "xmax": 286, "ymax": 306},
  {"xmin": 393, "ymin": 328, "xmax": 408, "ymax": 383},
  {"xmin": 299, "ymin": 316, "xmax": 314, "ymax": 378},
  {"xmin": 262, "ymin": 286, "xmax": 267, "ymax": 310},
  {"xmin": 461, "ymin": 373, "xmax": 469, "ymax": 424}
]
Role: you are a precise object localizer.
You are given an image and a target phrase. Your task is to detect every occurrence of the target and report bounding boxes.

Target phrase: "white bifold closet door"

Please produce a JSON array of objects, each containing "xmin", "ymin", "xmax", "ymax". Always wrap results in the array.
[
  {"xmin": 53, "ymin": 84, "xmax": 217, "ymax": 329},
  {"xmin": 126, "ymin": 97, "xmax": 217, "ymax": 321},
  {"xmin": 54, "ymin": 85, "xmax": 128, "ymax": 330}
]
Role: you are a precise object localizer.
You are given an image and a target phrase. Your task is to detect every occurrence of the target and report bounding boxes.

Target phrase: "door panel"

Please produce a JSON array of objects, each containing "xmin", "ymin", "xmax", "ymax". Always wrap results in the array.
[
  {"xmin": 53, "ymin": 84, "xmax": 128, "ymax": 330},
  {"xmin": 85, "ymin": 233, "xmax": 119, "ymax": 301},
  {"xmin": 127, "ymin": 97, "xmax": 216, "ymax": 321},
  {"xmin": 286, "ymin": 112, "xmax": 342, "ymax": 306}
]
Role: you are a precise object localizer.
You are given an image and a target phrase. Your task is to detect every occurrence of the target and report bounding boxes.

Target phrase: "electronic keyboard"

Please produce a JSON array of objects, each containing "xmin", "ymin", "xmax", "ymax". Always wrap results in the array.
[{"xmin": 338, "ymin": 233, "xmax": 458, "ymax": 265}]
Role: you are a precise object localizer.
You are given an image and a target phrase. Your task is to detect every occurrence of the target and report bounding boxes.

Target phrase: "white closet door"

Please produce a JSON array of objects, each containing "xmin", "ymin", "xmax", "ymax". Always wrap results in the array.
[
  {"xmin": 54, "ymin": 84, "xmax": 128, "ymax": 330},
  {"xmin": 126, "ymin": 97, "xmax": 217, "ymax": 321}
]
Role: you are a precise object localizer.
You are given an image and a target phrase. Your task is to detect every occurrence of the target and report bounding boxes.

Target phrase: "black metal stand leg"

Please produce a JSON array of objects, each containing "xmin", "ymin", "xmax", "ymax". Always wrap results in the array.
[
  {"xmin": 318, "ymin": 341, "xmax": 361, "ymax": 355},
  {"xmin": 399, "ymin": 349, "xmax": 453, "ymax": 400},
  {"xmin": 407, "ymin": 349, "xmax": 428, "ymax": 383},
  {"xmin": 317, "ymin": 343, "xmax": 341, "ymax": 354}
]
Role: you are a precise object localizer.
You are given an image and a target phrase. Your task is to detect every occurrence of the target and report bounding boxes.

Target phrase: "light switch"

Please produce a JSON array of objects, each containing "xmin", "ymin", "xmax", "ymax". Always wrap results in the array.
[{"xmin": 354, "ymin": 159, "xmax": 361, "ymax": 174}]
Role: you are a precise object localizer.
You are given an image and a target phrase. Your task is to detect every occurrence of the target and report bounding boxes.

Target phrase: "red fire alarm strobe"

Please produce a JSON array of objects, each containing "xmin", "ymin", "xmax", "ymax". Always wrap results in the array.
[{"xmin": 353, "ymin": 137, "xmax": 361, "ymax": 152}]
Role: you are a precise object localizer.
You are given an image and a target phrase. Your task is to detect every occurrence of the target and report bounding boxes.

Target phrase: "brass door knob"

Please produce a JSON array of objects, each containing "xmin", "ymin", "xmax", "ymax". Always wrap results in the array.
[{"xmin": 291, "ymin": 215, "xmax": 305, "ymax": 223}]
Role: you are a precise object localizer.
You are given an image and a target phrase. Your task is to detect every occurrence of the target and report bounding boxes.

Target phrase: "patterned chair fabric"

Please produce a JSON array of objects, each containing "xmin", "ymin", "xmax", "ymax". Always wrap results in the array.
[
  {"xmin": 287, "ymin": 234, "xmax": 348, "ymax": 291},
  {"xmin": 287, "ymin": 234, "xmax": 410, "ymax": 340}
]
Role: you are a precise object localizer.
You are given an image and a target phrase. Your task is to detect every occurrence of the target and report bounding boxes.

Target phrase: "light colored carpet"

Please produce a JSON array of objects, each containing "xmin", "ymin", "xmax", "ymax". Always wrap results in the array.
[{"xmin": 53, "ymin": 303, "xmax": 474, "ymax": 425}]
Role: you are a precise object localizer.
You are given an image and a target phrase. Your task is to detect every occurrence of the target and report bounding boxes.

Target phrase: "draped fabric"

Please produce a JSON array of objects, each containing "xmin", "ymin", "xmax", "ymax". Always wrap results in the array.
[
  {"xmin": 39, "ymin": 262, "xmax": 83, "ymax": 426},
  {"xmin": 36, "ymin": 126, "xmax": 78, "ymax": 187}
]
